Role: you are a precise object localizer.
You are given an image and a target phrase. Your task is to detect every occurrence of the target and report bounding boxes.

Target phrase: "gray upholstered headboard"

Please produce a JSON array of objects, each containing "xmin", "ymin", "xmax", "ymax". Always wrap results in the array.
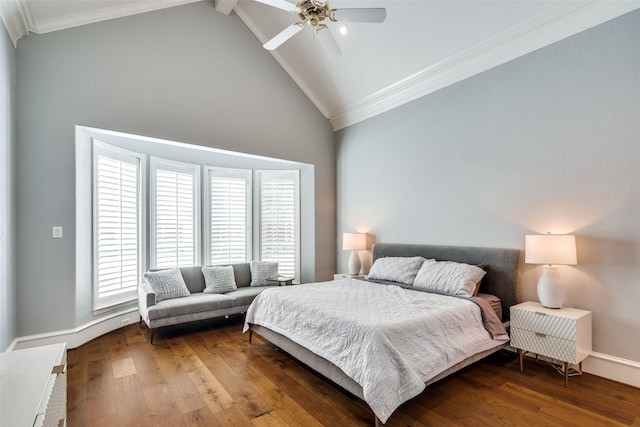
[{"xmin": 372, "ymin": 243, "xmax": 520, "ymax": 321}]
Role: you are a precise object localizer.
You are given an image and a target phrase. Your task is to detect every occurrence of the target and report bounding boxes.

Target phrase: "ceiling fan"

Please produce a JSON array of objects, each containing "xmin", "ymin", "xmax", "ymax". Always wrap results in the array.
[{"xmin": 255, "ymin": 0, "xmax": 386, "ymax": 58}]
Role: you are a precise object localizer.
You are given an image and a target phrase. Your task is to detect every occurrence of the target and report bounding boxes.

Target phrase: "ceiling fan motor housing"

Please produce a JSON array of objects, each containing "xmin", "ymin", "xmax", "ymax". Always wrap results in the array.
[{"xmin": 297, "ymin": 0, "xmax": 331, "ymax": 27}]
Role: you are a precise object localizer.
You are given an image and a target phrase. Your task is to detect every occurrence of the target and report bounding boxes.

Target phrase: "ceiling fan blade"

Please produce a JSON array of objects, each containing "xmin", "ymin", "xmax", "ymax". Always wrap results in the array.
[
  {"xmin": 332, "ymin": 8, "xmax": 387, "ymax": 23},
  {"xmin": 254, "ymin": 0, "xmax": 298, "ymax": 13},
  {"xmin": 263, "ymin": 23, "xmax": 303, "ymax": 50},
  {"xmin": 315, "ymin": 26, "xmax": 342, "ymax": 59}
]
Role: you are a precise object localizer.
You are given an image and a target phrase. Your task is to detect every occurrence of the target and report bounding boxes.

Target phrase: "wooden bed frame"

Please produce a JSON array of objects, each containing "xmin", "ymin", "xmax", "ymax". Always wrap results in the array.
[{"xmin": 248, "ymin": 243, "xmax": 520, "ymax": 425}]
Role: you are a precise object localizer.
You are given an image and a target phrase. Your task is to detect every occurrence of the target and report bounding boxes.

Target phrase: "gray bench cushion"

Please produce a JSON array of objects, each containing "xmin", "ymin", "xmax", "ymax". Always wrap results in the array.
[
  {"xmin": 225, "ymin": 285, "xmax": 279, "ymax": 306},
  {"xmin": 147, "ymin": 293, "xmax": 234, "ymax": 320}
]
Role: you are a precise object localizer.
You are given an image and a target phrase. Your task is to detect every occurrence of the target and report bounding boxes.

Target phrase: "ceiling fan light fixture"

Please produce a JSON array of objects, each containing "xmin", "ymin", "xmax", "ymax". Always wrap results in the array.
[{"xmin": 259, "ymin": 0, "xmax": 385, "ymax": 57}]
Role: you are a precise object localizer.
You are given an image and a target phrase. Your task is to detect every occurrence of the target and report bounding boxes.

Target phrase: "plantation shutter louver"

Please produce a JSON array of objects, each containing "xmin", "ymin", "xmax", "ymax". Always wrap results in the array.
[
  {"xmin": 94, "ymin": 143, "xmax": 143, "ymax": 308},
  {"xmin": 259, "ymin": 170, "xmax": 299, "ymax": 279},
  {"xmin": 207, "ymin": 169, "xmax": 251, "ymax": 265},
  {"xmin": 151, "ymin": 158, "xmax": 200, "ymax": 269}
]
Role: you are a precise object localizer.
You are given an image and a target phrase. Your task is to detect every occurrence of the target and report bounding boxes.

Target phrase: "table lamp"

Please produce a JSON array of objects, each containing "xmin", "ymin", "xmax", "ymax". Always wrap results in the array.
[
  {"xmin": 525, "ymin": 234, "xmax": 577, "ymax": 308},
  {"xmin": 343, "ymin": 233, "xmax": 367, "ymax": 275}
]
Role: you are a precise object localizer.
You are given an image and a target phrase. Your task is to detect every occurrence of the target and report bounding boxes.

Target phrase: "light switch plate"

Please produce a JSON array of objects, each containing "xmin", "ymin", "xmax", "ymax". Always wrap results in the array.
[{"xmin": 52, "ymin": 226, "xmax": 63, "ymax": 238}]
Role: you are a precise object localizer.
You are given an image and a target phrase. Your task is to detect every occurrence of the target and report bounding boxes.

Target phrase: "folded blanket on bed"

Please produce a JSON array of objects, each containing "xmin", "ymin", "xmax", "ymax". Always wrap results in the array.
[{"xmin": 244, "ymin": 279, "xmax": 508, "ymax": 423}]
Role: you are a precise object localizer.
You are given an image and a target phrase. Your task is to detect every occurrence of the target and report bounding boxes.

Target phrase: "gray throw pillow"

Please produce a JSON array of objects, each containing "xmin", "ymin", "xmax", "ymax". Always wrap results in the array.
[
  {"xmin": 250, "ymin": 261, "xmax": 278, "ymax": 287},
  {"xmin": 202, "ymin": 266, "xmax": 237, "ymax": 294},
  {"xmin": 143, "ymin": 268, "xmax": 190, "ymax": 302}
]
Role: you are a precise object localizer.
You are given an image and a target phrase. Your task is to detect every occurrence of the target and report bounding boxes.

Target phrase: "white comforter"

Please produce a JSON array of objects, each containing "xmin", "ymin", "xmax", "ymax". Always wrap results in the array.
[{"xmin": 243, "ymin": 278, "xmax": 507, "ymax": 423}]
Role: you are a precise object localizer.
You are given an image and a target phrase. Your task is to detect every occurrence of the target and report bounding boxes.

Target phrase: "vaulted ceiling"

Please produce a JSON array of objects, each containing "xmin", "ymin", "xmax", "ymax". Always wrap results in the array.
[{"xmin": 2, "ymin": 0, "xmax": 639, "ymax": 129}]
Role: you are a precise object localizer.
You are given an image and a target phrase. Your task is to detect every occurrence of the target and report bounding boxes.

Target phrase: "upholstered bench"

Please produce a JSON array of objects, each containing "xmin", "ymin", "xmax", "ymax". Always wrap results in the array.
[{"xmin": 138, "ymin": 262, "xmax": 280, "ymax": 343}]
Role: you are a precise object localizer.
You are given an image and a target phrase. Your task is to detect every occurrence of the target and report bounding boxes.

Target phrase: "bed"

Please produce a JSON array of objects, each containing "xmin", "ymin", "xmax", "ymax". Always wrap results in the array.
[{"xmin": 244, "ymin": 243, "xmax": 520, "ymax": 425}]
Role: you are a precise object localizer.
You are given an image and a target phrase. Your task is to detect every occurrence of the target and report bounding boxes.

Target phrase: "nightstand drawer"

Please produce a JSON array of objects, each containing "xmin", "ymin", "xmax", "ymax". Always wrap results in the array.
[
  {"xmin": 511, "ymin": 307, "xmax": 576, "ymax": 340},
  {"xmin": 511, "ymin": 327, "xmax": 579, "ymax": 363}
]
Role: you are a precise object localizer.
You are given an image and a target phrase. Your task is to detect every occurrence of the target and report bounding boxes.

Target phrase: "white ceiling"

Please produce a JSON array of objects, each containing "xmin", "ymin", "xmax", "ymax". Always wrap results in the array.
[{"xmin": 2, "ymin": 0, "xmax": 639, "ymax": 129}]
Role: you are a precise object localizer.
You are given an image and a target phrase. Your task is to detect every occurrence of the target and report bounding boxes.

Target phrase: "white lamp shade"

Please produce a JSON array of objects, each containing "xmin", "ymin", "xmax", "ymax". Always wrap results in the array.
[
  {"xmin": 343, "ymin": 233, "xmax": 367, "ymax": 251},
  {"xmin": 525, "ymin": 234, "xmax": 577, "ymax": 265}
]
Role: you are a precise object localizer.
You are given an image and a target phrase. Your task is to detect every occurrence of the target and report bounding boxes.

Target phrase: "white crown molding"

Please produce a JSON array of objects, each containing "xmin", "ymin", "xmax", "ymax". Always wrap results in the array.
[
  {"xmin": 24, "ymin": 0, "xmax": 202, "ymax": 35},
  {"xmin": 329, "ymin": 1, "xmax": 640, "ymax": 130},
  {"xmin": 234, "ymin": 2, "xmax": 332, "ymax": 119},
  {"xmin": 0, "ymin": 0, "xmax": 30, "ymax": 46},
  {"xmin": 215, "ymin": 0, "xmax": 238, "ymax": 16}
]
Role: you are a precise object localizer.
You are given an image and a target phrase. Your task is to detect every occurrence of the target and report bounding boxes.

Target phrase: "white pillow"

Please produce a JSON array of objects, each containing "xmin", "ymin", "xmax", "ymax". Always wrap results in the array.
[
  {"xmin": 367, "ymin": 256, "xmax": 426, "ymax": 285},
  {"xmin": 413, "ymin": 259, "xmax": 486, "ymax": 297},
  {"xmin": 250, "ymin": 261, "xmax": 279, "ymax": 287},
  {"xmin": 202, "ymin": 266, "xmax": 237, "ymax": 294},
  {"xmin": 143, "ymin": 268, "xmax": 190, "ymax": 301}
]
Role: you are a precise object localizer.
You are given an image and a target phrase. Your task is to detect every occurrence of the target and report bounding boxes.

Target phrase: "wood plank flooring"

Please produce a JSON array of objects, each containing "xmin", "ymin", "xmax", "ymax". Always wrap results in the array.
[{"xmin": 67, "ymin": 315, "xmax": 640, "ymax": 426}]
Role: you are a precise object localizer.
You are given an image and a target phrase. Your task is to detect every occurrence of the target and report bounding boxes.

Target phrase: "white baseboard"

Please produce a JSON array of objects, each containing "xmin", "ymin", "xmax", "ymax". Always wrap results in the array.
[
  {"xmin": 583, "ymin": 352, "xmax": 640, "ymax": 389},
  {"xmin": 7, "ymin": 307, "xmax": 139, "ymax": 351},
  {"xmin": 7, "ymin": 316, "xmax": 640, "ymax": 390},
  {"xmin": 510, "ymin": 345, "xmax": 640, "ymax": 389}
]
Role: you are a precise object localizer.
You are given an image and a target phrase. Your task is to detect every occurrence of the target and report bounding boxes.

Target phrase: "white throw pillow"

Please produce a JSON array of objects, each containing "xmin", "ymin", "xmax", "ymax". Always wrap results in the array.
[
  {"xmin": 143, "ymin": 268, "xmax": 190, "ymax": 302},
  {"xmin": 367, "ymin": 256, "xmax": 426, "ymax": 285},
  {"xmin": 202, "ymin": 266, "xmax": 237, "ymax": 294},
  {"xmin": 250, "ymin": 261, "xmax": 279, "ymax": 287},
  {"xmin": 413, "ymin": 259, "xmax": 486, "ymax": 297}
]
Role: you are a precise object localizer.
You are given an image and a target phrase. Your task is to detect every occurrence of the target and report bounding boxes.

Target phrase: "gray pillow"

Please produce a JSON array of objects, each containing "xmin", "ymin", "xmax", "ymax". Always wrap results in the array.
[
  {"xmin": 143, "ymin": 268, "xmax": 190, "ymax": 301},
  {"xmin": 250, "ymin": 261, "xmax": 278, "ymax": 287},
  {"xmin": 413, "ymin": 259, "xmax": 486, "ymax": 297},
  {"xmin": 367, "ymin": 256, "xmax": 426, "ymax": 285},
  {"xmin": 202, "ymin": 266, "xmax": 237, "ymax": 294}
]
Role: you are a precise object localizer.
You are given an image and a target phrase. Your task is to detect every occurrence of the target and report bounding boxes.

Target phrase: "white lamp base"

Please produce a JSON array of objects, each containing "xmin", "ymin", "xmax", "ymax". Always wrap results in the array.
[
  {"xmin": 537, "ymin": 265, "xmax": 565, "ymax": 308},
  {"xmin": 348, "ymin": 251, "xmax": 361, "ymax": 275}
]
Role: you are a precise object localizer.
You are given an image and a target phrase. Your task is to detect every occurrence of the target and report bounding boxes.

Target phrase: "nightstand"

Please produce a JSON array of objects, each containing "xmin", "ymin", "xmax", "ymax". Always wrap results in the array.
[
  {"xmin": 334, "ymin": 273, "xmax": 365, "ymax": 280},
  {"xmin": 510, "ymin": 301, "xmax": 592, "ymax": 386}
]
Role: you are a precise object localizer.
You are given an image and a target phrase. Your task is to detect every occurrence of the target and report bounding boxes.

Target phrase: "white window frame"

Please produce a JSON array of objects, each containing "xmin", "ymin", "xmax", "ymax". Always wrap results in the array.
[
  {"xmin": 150, "ymin": 157, "xmax": 201, "ymax": 269},
  {"xmin": 205, "ymin": 167, "xmax": 252, "ymax": 265},
  {"xmin": 92, "ymin": 140, "xmax": 146, "ymax": 312},
  {"xmin": 257, "ymin": 170, "xmax": 300, "ymax": 282}
]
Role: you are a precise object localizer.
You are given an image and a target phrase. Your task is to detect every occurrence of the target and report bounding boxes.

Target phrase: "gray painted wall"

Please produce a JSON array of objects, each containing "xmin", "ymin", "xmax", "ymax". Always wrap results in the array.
[
  {"xmin": 336, "ymin": 11, "xmax": 640, "ymax": 362},
  {"xmin": 1, "ymin": 24, "xmax": 16, "ymax": 350},
  {"xmin": 15, "ymin": 2, "xmax": 335, "ymax": 337}
]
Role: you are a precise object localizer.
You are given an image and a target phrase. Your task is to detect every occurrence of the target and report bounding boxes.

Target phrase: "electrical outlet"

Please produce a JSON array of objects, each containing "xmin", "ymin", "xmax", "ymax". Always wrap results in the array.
[
  {"xmin": 121, "ymin": 318, "xmax": 130, "ymax": 326},
  {"xmin": 52, "ymin": 226, "xmax": 63, "ymax": 238}
]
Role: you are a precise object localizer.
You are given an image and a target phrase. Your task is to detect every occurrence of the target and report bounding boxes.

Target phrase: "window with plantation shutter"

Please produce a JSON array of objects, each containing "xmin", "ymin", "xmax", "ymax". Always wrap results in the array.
[
  {"xmin": 258, "ymin": 170, "xmax": 300, "ymax": 281},
  {"xmin": 93, "ymin": 141, "xmax": 145, "ymax": 310},
  {"xmin": 205, "ymin": 168, "xmax": 251, "ymax": 265},
  {"xmin": 150, "ymin": 158, "xmax": 200, "ymax": 269}
]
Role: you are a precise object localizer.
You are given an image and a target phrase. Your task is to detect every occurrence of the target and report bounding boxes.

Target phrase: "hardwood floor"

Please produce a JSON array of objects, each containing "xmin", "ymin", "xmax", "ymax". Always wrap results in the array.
[{"xmin": 67, "ymin": 316, "xmax": 640, "ymax": 426}]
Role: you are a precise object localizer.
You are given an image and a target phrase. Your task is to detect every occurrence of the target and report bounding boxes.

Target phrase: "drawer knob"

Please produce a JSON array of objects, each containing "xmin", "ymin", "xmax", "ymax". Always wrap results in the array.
[
  {"xmin": 535, "ymin": 311, "xmax": 547, "ymax": 316},
  {"xmin": 535, "ymin": 332, "xmax": 546, "ymax": 338}
]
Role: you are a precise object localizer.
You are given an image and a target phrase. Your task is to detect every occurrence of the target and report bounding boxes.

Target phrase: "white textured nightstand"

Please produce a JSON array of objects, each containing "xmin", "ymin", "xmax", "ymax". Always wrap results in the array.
[
  {"xmin": 334, "ymin": 273, "xmax": 365, "ymax": 280},
  {"xmin": 510, "ymin": 301, "xmax": 592, "ymax": 386},
  {"xmin": 1, "ymin": 343, "xmax": 67, "ymax": 427}
]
